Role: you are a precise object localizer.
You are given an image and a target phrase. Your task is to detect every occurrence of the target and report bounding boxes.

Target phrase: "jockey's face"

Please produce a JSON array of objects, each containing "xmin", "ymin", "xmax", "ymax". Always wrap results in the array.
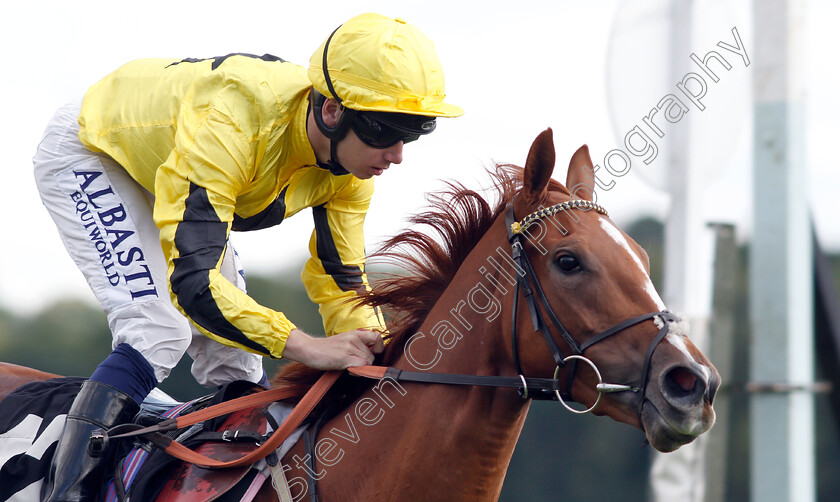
[
  {"xmin": 310, "ymin": 98, "xmax": 406, "ymax": 179},
  {"xmin": 335, "ymin": 126, "xmax": 404, "ymax": 179}
]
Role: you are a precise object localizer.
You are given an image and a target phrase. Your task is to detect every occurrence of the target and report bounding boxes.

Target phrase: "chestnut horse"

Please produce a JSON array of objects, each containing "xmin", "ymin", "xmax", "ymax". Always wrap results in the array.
[
  {"xmin": 0, "ymin": 363, "xmax": 58, "ymax": 399},
  {"xmin": 0, "ymin": 130, "xmax": 719, "ymax": 501}
]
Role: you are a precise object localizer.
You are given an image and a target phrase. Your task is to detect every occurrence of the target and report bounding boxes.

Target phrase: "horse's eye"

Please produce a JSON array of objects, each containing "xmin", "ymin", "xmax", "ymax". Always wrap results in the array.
[{"xmin": 557, "ymin": 254, "xmax": 580, "ymax": 273}]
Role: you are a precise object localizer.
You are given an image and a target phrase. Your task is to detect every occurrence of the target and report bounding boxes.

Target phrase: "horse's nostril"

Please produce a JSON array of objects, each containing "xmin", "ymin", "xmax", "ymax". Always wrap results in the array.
[
  {"xmin": 663, "ymin": 366, "xmax": 705, "ymax": 403},
  {"xmin": 670, "ymin": 367, "xmax": 697, "ymax": 392}
]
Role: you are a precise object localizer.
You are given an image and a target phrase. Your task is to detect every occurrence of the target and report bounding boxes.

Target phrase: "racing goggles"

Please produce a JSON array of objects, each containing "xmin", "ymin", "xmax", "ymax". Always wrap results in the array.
[{"xmin": 350, "ymin": 110, "xmax": 437, "ymax": 148}]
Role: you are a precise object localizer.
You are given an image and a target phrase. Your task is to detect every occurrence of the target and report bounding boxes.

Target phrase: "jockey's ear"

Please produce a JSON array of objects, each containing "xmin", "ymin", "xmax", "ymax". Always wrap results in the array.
[
  {"xmin": 321, "ymin": 98, "xmax": 342, "ymax": 128},
  {"xmin": 519, "ymin": 128, "xmax": 555, "ymax": 215},
  {"xmin": 565, "ymin": 145, "xmax": 596, "ymax": 202}
]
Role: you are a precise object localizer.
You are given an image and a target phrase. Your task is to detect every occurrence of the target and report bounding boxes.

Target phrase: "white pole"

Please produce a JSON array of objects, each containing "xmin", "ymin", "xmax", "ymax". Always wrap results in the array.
[
  {"xmin": 750, "ymin": 0, "xmax": 815, "ymax": 501},
  {"xmin": 648, "ymin": 1, "xmax": 716, "ymax": 500}
]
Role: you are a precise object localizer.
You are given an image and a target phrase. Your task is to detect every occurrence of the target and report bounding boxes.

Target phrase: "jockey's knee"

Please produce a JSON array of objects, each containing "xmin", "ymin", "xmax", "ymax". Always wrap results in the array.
[{"xmin": 107, "ymin": 300, "xmax": 192, "ymax": 383}]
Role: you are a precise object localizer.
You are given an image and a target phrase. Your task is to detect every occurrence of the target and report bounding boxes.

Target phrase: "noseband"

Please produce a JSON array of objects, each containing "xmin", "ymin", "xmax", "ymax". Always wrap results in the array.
[{"xmin": 505, "ymin": 199, "xmax": 678, "ymax": 416}]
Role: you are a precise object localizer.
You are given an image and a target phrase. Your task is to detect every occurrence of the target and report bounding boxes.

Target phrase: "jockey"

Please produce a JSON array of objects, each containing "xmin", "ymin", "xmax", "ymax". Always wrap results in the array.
[{"xmin": 32, "ymin": 13, "xmax": 462, "ymax": 502}]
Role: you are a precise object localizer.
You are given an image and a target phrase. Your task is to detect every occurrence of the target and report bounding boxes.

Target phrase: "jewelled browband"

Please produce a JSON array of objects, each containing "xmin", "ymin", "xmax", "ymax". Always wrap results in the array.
[{"xmin": 510, "ymin": 200, "xmax": 609, "ymax": 235}]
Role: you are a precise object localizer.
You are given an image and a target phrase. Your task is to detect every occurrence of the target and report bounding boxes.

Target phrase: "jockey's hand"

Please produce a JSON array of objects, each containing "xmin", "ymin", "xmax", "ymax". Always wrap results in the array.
[{"xmin": 282, "ymin": 328, "xmax": 384, "ymax": 370}]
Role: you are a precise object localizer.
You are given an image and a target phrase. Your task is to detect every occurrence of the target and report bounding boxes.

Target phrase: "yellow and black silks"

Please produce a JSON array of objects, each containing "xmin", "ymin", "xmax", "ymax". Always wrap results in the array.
[{"xmin": 77, "ymin": 54, "xmax": 384, "ymax": 359}]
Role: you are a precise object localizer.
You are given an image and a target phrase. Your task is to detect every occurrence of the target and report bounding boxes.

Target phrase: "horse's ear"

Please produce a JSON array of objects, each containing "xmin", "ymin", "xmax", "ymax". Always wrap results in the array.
[
  {"xmin": 521, "ymin": 128, "xmax": 556, "ymax": 209},
  {"xmin": 565, "ymin": 144, "xmax": 595, "ymax": 202}
]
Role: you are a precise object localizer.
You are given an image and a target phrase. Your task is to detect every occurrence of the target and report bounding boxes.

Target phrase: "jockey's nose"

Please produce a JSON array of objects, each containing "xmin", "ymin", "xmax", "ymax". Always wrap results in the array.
[{"xmin": 383, "ymin": 142, "xmax": 403, "ymax": 165}]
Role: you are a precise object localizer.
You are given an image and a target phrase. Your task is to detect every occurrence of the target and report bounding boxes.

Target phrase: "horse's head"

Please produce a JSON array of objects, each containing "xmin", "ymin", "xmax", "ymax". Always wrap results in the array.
[{"xmin": 510, "ymin": 129, "xmax": 720, "ymax": 452}]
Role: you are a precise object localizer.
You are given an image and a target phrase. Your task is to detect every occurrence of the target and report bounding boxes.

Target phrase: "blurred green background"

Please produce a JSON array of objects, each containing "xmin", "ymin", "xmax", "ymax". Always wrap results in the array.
[{"xmin": 1, "ymin": 218, "xmax": 838, "ymax": 501}]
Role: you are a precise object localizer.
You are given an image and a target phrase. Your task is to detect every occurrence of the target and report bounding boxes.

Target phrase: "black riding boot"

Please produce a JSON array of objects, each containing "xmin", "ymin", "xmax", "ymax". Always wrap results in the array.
[{"xmin": 42, "ymin": 380, "xmax": 139, "ymax": 502}]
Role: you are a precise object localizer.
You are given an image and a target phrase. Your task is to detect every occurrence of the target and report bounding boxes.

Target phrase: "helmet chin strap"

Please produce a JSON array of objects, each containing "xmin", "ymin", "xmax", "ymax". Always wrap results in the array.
[
  {"xmin": 309, "ymin": 90, "xmax": 351, "ymax": 175},
  {"xmin": 325, "ymin": 136, "xmax": 350, "ymax": 176},
  {"xmin": 311, "ymin": 25, "xmax": 353, "ymax": 176}
]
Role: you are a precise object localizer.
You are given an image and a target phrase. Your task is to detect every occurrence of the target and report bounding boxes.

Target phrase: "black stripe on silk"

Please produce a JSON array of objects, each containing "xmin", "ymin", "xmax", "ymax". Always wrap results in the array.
[
  {"xmin": 232, "ymin": 186, "xmax": 289, "ymax": 231},
  {"xmin": 312, "ymin": 204, "xmax": 366, "ymax": 293},
  {"xmin": 166, "ymin": 53, "xmax": 286, "ymax": 71},
  {"xmin": 171, "ymin": 183, "xmax": 270, "ymax": 356}
]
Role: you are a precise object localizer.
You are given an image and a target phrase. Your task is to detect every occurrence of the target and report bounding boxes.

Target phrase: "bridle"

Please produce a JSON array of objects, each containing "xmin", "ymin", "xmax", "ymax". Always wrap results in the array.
[
  {"xmin": 504, "ymin": 198, "xmax": 678, "ymax": 416},
  {"xmin": 350, "ymin": 198, "xmax": 679, "ymax": 420}
]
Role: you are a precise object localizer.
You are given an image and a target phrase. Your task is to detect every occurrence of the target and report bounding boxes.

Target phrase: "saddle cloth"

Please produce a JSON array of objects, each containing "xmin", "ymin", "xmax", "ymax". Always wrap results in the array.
[
  {"xmin": 0, "ymin": 378, "xmax": 304, "ymax": 502},
  {"xmin": 0, "ymin": 377, "xmax": 82, "ymax": 501}
]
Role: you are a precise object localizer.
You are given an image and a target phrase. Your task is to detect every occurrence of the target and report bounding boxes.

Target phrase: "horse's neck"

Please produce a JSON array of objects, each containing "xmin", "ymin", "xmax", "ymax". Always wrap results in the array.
[
  {"xmin": 379, "ymin": 266, "xmax": 530, "ymax": 500},
  {"xmin": 289, "ymin": 225, "xmax": 530, "ymax": 501}
]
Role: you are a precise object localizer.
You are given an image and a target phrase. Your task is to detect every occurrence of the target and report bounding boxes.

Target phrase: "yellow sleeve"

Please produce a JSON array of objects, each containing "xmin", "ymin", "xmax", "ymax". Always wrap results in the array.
[
  {"xmin": 302, "ymin": 179, "xmax": 386, "ymax": 336},
  {"xmin": 154, "ymin": 89, "xmax": 296, "ymax": 359}
]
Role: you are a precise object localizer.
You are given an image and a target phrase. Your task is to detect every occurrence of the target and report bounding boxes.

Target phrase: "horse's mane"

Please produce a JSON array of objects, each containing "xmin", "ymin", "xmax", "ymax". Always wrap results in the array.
[{"xmin": 271, "ymin": 163, "xmax": 568, "ymax": 394}]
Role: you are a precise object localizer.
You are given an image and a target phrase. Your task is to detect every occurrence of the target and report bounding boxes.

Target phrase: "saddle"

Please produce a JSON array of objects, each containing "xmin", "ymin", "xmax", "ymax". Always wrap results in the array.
[
  {"xmin": 0, "ymin": 378, "xmax": 288, "ymax": 502},
  {"xmin": 107, "ymin": 380, "xmax": 275, "ymax": 502},
  {"xmin": 0, "ymin": 372, "xmax": 338, "ymax": 502}
]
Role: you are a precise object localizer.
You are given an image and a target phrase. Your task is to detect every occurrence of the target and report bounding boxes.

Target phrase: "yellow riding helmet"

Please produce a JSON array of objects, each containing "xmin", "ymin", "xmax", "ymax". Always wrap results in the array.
[{"xmin": 308, "ymin": 13, "xmax": 463, "ymax": 118}]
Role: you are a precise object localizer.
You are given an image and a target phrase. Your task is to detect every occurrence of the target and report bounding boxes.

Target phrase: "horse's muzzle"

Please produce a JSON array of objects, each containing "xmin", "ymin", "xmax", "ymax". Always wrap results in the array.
[{"xmin": 642, "ymin": 362, "xmax": 720, "ymax": 451}]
